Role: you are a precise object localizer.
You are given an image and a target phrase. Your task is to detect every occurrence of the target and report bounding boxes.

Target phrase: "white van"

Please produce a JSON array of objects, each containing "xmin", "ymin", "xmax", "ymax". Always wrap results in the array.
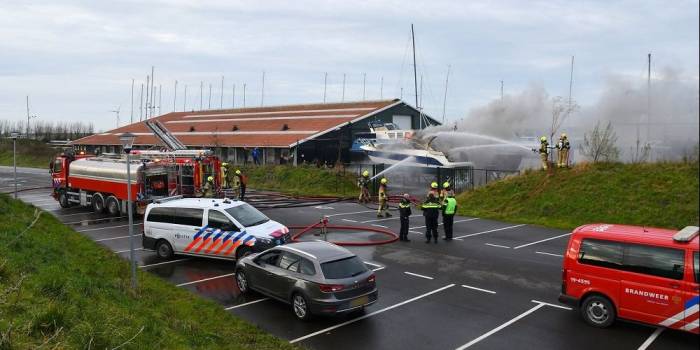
[{"xmin": 142, "ymin": 198, "xmax": 290, "ymax": 260}]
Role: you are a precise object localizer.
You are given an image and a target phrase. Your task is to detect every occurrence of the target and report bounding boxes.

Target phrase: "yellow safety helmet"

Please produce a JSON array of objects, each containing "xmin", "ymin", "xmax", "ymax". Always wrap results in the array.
[
  {"xmin": 540, "ymin": 136, "xmax": 547, "ymax": 142},
  {"xmin": 380, "ymin": 178, "xmax": 388, "ymax": 184},
  {"xmin": 362, "ymin": 170, "xmax": 369, "ymax": 177},
  {"xmin": 431, "ymin": 182, "xmax": 438, "ymax": 189},
  {"xmin": 561, "ymin": 133, "xmax": 567, "ymax": 138},
  {"xmin": 207, "ymin": 176, "xmax": 214, "ymax": 182},
  {"xmin": 235, "ymin": 169, "xmax": 241, "ymax": 175},
  {"xmin": 443, "ymin": 181, "xmax": 450, "ymax": 189}
]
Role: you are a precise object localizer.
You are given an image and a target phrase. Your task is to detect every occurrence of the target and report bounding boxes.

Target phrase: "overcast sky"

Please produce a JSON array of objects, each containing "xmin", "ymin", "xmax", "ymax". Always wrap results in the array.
[{"xmin": 1, "ymin": 0, "xmax": 698, "ymax": 132}]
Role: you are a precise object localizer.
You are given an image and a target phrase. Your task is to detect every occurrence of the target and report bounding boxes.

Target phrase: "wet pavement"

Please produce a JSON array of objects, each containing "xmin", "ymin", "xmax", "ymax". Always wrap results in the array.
[{"xmin": 2, "ymin": 166, "xmax": 698, "ymax": 350}]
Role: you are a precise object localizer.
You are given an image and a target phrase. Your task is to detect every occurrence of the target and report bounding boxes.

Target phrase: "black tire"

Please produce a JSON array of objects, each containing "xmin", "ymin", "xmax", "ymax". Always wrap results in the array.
[
  {"xmin": 106, "ymin": 196, "xmax": 120, "ymax": 216},
  {"xmin": 581, "ymin": 295, "xmax": 616, "ymax": 328},
  {"xmin": 235, "ymin": 246, "xmax": 251, "ymax": 261},
  {"xmin": 235, "ymin": 269, "xmax": 250, "ymax": 294},
  {"xmin": 58, "ymin": 191, "xmax": 70, "ymax": 208},
  {"xmin": 291, "ymin": 293, "xmax": 311, "ymax": 321},
  {"xmin": 155, "ymin": 239, "xmax": 174, "ymax": 259},
  {"xmin": 92, "ymin": 193, "xmax": 105, "ymax": 213}
]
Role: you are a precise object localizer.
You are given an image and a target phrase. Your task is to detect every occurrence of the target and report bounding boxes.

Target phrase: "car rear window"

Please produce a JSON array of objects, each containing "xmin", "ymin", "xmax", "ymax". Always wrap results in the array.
[
  {"xmin": 225, "ymin": 203, "xmax": 269, "ymax": 227},
  {"xmin": 320, "ymin": 256, "xmax": 367, "ymax": 279}
]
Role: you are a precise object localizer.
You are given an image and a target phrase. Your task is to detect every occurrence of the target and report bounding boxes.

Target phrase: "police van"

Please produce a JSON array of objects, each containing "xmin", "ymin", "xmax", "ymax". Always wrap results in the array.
[
  {"xmin": 142, "ymin": 198, "xmax": 290, "ymax": 260},
  {"xmin": 559, "ymin": 224, "xmax": 699, "ymax": 334}
]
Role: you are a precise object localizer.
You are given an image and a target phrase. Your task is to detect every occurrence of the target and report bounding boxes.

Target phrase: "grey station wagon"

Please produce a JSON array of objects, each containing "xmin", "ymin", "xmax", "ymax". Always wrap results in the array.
[{"xmin": 234, "ymin": 241, "xmax": 378, "ymax": 320}]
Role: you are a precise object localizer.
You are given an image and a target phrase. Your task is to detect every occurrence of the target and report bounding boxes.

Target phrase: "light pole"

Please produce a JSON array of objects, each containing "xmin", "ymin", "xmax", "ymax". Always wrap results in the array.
[
  {"xmin": 10, "ymin": 131, "xmax": 19, "ymax": 198},
  {"xmin": 119, "ymin": 132, "xmax": 137, "ymax": 289}
]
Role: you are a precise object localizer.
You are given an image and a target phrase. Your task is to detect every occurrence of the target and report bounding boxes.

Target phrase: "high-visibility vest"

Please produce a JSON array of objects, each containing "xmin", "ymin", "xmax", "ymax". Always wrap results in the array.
[{"xmin": 444, "ymin": 197, "xmax": 457, "ymax": 215}]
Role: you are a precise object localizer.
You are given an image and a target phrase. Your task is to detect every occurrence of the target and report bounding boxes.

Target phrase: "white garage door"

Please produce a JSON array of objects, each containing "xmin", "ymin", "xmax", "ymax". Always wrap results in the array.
[{"xmin": 392, "ymin": 115, "xmax": 412, "ymax": 130}]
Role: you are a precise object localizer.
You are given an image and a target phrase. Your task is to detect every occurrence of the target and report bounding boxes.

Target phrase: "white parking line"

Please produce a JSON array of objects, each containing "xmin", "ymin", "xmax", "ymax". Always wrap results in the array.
[
  {"xmin": 371, "ymin": 266, "xmax": 386, "ymax": 272},
  {"xmin": 363, "ymin": 261, "xmax": 382, "ymax": 268},
  {"xmin": 371, "ymin": 224, "xmax": 388, "ymax": 228},
  {"xmin": 76, "ymin": 224, "xmax": 137, "ymax": 232},
  {"xmin": 326, "ymin": 210, "xmax": 376, "ymax": 217},
  {"xmin": 461, "ymin": 284, "xmax": 496, "ymax": 294},
  {"xmin": 140, "ymin": 258, "xmax": 191, "ymax": 268},
  {"xmin": 637, "ymin": 328, "xmax": 664, "ymax": 350},
  {"xmin": 115, "ymin": 248, "xmax": 143, "ymax": 254},
  {"xmin": 484, "ymin": 243, "xmax": 511, "ymax": 249},
  {"xmin": 65, "ymin": 216, "xmax": 128, "ymax": 225},
  {"xmin": 23, "ymin": 199, "xmax": 56, "ymax": 204},
  {"xmin": 530, "ymin": 300, "xmax": 571, "ymax": 310},
  {"xmin": 362, "ymin": 214, "xmax": 420, "ymax": 223},
  {"xmin": 342, "ymin": 219, "xmax": 358, "ymax": 223},
  {"xmin": 535, "ymin": 251, "xmax": 564, "ymax": 258},
  {"xmin": 95, "ymin": 234, "xmax": 140, "ymax": 242},
  {"xmin": 455, "ymin": 302, "xmax": 546, "ymax": 349},
  {"xmin": 410, "ymin": 218, "xmax": 478, "ymax": 230},
  {"xmin": 453, "ymin": 224, "xmax": 526, "ymax": 239},
  {"xmin": 290, "ymin": 284, "xmax": 455, "ymax": 344},
  {"xmin": 224, "ymin": 298, "xmax": 270, "ymax": 310},
  {"xmin": 404, "ymin": 271, "xmax": 434, "ymax": 280},
  {"xmin": 176, "ymin": 272, "xmax": 236, "ymax": 287},
  {"xmin": 512, "ymin": 233, "xmax": 571, "ymax": 249}
]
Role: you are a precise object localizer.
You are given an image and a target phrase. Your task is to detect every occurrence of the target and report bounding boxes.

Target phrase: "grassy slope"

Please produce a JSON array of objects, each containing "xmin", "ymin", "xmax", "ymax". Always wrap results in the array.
[
  {"xmin": 241, "ymin": 165, "xmax": 357, "ymax": 197},
  {"xmin": 0, "ymin": 139, "xmax": 58, "ymax": 169},
  {"xmin": 0, "ymin": 194, "xmax": 298, "ymax": 349},
  {"xmin": 456, "ymin": 162, "xmax": 699, "ymax": 230}
]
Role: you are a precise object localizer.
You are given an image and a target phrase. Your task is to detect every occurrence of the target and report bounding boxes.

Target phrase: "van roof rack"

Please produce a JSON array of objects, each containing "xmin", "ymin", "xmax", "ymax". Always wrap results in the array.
[
  {"xmin": 673, "ymin": 226, "xmax": 699, "ymax": 242},
  {"xmin": 154, "ymin": 195, "xmax": 183, "ymax": 204}
]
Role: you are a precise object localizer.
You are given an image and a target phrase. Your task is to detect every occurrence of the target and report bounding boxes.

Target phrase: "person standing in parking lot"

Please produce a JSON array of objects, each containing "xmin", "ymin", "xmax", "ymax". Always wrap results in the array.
[
  {"xmin": 377, "ymin": 177, "xmax": 390, "ymax": 218},
  {"xmin": 442, "ymin": 192, "xmax": 457, "ymax": 241},
  {"xmin": 398, "ymin": 194, "xmax": 412, "ymax": 242},
  {"xmin": 421, "ymin": 193, "xmax": 440, "ymax": 244},
  {"xmin": 236, "ymin": 170, "xmax": 247, "ymax": 201}
]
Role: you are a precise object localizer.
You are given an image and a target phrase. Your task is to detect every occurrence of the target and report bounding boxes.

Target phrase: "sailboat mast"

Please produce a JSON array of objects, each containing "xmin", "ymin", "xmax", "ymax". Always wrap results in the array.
[{"xmin": 411, "ymin": 24, "xmax": 420, "ymax": 128}]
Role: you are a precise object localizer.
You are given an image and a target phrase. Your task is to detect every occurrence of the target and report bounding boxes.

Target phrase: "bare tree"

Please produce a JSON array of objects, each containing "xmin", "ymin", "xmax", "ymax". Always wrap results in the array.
[
  {"xmin": 549, "ymin": 96, "xmax": 579, "ymax": 142},
  {"xmin": 579, "ymin": 121, "xmax": 620, "ymax": 162},
  {"xmin": 630, "ymin": 139, "xmax": 652, "ymax": 164}
]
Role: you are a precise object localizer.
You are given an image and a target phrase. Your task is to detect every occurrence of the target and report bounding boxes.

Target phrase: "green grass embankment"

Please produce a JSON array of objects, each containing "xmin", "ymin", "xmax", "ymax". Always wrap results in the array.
[
  {"xmin": 241, "ymin": 165, "xmax": 357, "ymax": 197},
  {"xmin": 456, "ymin": 162, "xmax": 699, "ymax": 230},
  {"xmin": 0, "ymin": 139, "xmax": 58, "ymax": 169},
  {"xmin": 0, "ymin": 194, "xmax": 298, "ymax": 349}
]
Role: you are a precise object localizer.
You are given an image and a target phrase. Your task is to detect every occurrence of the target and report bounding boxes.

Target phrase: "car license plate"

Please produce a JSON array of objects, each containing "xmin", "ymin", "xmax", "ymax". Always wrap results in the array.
[{"xmin": 350, "ymin": 296, "xmax": 369, "ymax": 307}]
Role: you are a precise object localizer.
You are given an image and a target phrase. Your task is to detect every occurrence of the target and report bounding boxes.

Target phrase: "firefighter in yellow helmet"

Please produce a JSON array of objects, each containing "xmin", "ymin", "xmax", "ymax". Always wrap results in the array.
[
  {"xmin": 230, "ymin": 169, "xmax": 241, "ymax": 199},
  {"xmin": 428, "ymin": 181, "xmax": 439, "ymax": 199},
  {"xmin": 439, "ymin": 181, "xmax": 451, "ymax": 206},
  {"xmin": 377, "ymin": 177, "xmax": 391, "ymax": 218},
  {"xmin": 221, "ymin": 162, "xmax": 229, "ymax": 188},
  {"xmin": 556, "ymin": 133, "xmax": 571, "ymax": 168},
  {"xmin": 202, "ymin": 176, "xmax": 215, "ymax": 198},
  {"xmin": 358, "ymin": 170, "xmax": 371, "ymax": 204},
  {"xmin": 532, "ymin": 136, "xmax": 549, "ymax": 170}
]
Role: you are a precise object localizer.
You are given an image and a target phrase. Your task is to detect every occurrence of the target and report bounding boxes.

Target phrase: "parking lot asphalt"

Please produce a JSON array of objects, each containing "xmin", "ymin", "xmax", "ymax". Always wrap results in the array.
[{"xmin": 2, "ymin": 167, "xmax": 698, "ymax": 350}]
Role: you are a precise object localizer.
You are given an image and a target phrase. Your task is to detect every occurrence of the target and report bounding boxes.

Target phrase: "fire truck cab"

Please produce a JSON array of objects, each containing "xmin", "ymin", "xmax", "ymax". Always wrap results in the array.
[{"xmin": 559, "ymin": 223, "xmax": 699, "ymax": 334}]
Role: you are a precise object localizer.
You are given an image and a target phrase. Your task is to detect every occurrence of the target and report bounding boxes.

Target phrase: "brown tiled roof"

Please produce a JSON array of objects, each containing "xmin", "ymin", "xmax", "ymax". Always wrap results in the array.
[{"xmin": 72, "ymin": 100, "xmax": 401, "ymax": 148}]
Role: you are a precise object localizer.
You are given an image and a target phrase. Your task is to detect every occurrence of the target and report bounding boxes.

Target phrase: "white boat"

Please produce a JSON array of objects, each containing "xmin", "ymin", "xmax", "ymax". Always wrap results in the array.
[{"xmin": 354, "ymin": 122, "xmax": 470, "ymax": 168}]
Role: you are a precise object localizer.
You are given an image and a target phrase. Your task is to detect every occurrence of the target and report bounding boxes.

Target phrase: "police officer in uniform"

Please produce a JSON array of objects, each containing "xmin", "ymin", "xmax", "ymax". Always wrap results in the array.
[
  {"xmin": 398, "ymin": 194, "xmax": 412, "ymax": 242},
  {"xmin": 442, "ymin": 193, "xmax": 457, "ymax": 241},
  {"xmin": 421, "ymin": 193, "xmax": 440, "ymax": 244}
]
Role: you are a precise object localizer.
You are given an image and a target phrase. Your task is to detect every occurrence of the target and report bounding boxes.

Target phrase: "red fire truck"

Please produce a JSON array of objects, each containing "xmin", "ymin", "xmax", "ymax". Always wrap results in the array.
[{"xmin": 50, "ymin": 149, "xmax": 222, "ymax": 215}]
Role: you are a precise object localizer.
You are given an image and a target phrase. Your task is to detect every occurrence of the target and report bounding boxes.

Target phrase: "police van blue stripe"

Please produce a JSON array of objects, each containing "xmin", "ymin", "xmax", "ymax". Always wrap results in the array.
[{"xmin": 192, "ymin": 225, "xmax": 208, "ymax": 239}]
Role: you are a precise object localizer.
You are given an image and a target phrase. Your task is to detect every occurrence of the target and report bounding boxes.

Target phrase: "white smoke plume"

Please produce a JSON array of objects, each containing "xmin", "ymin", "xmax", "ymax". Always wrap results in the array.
[{"xmin": 422, "ymin": 66, "xmax": 699, "ymax": 166}]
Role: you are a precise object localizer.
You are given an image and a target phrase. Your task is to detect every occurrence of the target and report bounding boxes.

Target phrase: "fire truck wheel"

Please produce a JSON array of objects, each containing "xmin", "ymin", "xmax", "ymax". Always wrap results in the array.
[
  {"xmin": 235, "ymin": 246, "xmax": 251, "ymax": 260},
  {"xmin": 156, "ymin": 240, "xmax": 174, "ymax": 259},
  {"xmin": 581, "ymin": 295, "xmax": 616, "ymax": 328},
  {"xmin": 106, "ymin": 196, "xmax": 120, "ymax": 216},
  {"xmin": 58, "ymin": 192, "xmax": 70, "ymax": 208},
  {"xmin": 92, "ymin": 193, "xmax": 105, "ymax": 213}
]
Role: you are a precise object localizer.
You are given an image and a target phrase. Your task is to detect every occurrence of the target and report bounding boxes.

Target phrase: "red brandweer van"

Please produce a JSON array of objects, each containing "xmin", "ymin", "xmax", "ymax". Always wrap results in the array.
[{"xmin": 559, "ymin": 224, "xmax": 699, "ymax": 334}]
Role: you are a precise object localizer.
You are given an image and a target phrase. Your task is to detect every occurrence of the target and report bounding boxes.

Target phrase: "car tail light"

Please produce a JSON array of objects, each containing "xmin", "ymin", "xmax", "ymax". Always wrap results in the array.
[
  {"xmin": 319, "ymin": 284, "xmax": 345, "ymax": 293},
  {"xmin": 367, "ymin": 274, "xmax": 376, "ymax": 283},
  {"xmin": 561, "ymin": 268, "xmax": 567, "ymax": 294}
]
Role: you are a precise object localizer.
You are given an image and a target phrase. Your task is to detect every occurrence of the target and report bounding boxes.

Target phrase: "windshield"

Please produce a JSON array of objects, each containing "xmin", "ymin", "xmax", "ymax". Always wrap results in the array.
[
  {"xmin": 225, "ymin": 203, "xmax": 269, "ymax": 227},
  {"xmin": 320, "ymin": 256, "xmax": 367, "ymax": 279}
]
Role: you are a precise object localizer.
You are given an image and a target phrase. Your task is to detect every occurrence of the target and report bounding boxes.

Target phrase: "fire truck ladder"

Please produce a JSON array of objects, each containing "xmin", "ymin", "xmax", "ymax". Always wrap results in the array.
[{"xmin": 145, "ymin": 120, "xmax": 187, "ymax": 151}]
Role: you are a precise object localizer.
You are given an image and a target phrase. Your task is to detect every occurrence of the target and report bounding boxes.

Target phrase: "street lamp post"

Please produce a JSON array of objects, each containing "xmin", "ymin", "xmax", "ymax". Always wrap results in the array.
[
  {"xmin": 119, "ymin": 132, "xmax": 137, "ymax": 289},
  {"xmin": 10, "ymin": 131, "xmax": 19, "ymax": 198}
]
